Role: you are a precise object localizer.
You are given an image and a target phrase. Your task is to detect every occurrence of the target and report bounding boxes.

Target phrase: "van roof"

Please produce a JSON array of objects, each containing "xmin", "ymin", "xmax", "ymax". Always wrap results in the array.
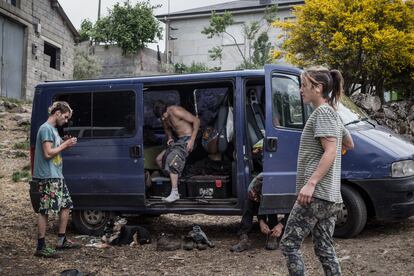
[{"xmin": 36, "ymin": 66, "xmax": 301, "ymax": 88}]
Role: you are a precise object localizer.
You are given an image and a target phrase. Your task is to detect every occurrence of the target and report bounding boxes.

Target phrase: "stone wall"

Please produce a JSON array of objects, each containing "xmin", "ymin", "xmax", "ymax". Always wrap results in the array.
[
  {"xmin": 351, "ymin": 92, "xmax": 414, "ymax": 143},
  {"xmin": 76, "ymin": 42, "xmax": 165, "ymax": 78},
  {"xmin": 0, "ymin": 0, "xmax": 77, "ymax": 100}
]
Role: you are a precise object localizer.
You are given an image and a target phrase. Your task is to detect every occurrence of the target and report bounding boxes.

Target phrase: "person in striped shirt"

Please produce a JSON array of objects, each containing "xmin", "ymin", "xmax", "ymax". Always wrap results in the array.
[{"xmin": 279, "ymin": 67, "xmax": 354, "ymax": 276}]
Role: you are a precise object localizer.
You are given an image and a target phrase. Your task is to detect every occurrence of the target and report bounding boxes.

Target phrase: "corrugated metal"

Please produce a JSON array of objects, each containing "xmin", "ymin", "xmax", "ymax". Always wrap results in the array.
[{"xmin": 0, "ymin": 14, "xmax": 24, "ymax": 99}]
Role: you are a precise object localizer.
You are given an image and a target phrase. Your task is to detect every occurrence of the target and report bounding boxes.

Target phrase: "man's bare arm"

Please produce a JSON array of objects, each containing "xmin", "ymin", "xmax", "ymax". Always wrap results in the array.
[
  {"xmin": 161, "ymin": 118, "xmax": 173, "ymax": 144},
  {"xmin": 42, "ymin": 138, "xmax": 77, "ymax": 160}
]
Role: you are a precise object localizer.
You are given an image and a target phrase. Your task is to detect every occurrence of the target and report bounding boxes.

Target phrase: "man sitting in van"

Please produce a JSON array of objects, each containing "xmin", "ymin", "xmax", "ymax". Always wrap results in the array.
[
  {"xmin": 153, "ymin": 100, "xmax": 200, "ymax": 203},
  {"xmin": 230, "ymin": 173, "xmax": 287, "ymax": 252}
]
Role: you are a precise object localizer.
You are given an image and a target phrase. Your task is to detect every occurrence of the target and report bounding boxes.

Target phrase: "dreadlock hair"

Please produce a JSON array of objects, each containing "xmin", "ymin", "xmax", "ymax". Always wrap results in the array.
[
  {"xmin": 302, "ymin": 66, "xmax": 344, "ymax": 109},
  {"xmin": 153, "ymin": 100, "xmax": 167, "ymax": 119},
  {"xmin": 48, "ymin": 101, "xmax": 73, "ymax": 116}
]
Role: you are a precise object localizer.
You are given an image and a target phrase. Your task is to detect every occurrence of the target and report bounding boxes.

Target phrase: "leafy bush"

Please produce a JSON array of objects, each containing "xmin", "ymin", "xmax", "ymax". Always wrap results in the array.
[
  {"xmin": 12, "ymin": 169, "xmax": 30, "ymax": 182},
  {"xmin": 13, "ymin": 141, "xmax": 29, "ymax": 150}
]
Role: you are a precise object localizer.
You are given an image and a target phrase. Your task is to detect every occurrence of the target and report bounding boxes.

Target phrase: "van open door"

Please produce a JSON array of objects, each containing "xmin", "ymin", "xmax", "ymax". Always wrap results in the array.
[{"xmin": 260, "ymin": 65, "xmax": 304, "ymax": 214}]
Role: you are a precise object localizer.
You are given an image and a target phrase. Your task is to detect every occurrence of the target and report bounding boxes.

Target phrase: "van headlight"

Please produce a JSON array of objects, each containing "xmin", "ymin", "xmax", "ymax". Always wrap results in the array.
[{"xmin": 391, "ymin": 160, "xmax": 414, "ymax": 177}]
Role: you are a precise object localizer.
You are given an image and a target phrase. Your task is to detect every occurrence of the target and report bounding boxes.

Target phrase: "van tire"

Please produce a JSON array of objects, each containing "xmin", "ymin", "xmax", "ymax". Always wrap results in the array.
[
  {"xmin": 72, "ymin": 210, "xmax": 110, "ymax": 236},
  {"xmin": 334, "ymin": 185, "xmax": 367, "ymax": 238}
]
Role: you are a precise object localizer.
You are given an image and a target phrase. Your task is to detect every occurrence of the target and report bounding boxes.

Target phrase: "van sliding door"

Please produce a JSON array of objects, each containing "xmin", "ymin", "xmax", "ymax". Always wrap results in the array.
[
  {"xmin": 260, "ymin": 65, "xmax": 303, "ymax": 214},
  {"xmin": 57, "ymin": 83, "xmax": 145, "ymax": 209}
]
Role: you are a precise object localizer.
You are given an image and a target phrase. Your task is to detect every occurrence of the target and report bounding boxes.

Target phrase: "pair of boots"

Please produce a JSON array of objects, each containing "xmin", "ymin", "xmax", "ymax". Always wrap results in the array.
[
  {"xmin": 183, "ymin": 225, "xmax": 215, "ymax": 250},
  {"xmin": 230, "ymin": 233, "xmax": 279, "ymax": 252}
]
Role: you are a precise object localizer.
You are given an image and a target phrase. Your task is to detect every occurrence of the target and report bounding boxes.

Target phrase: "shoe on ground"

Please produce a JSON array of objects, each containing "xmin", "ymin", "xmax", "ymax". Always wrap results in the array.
[
  {"xmin": 182, "ymin": 235, "xmax": 194, "ymax": 250},
  {"xmin": 56, "ymin": 239, "xmax": 81, "ymax": 250},
  {"xmin": 265, "ymin": 235, "xmax": 279, "ymax": 250},
  {"xmin": 162, "ymin": 191, "xmax": 180, "ymax": 203},
  {"xmin": 196, "ymin": 243, "xmax": 208, "ymax": 250},
  {"xmin": 157, "ymin": 233, "xmax": 182, "ymax": 251},
  {"xmin": 230, "ymin": 234, "xmax": 251, "ymax": 252},
  {"xmin": 34, "ymin": 246, "xmax": 60, "ymax": 258}
]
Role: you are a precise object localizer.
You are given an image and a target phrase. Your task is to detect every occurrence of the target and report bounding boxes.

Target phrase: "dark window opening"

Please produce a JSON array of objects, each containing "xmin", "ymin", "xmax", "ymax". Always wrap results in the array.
[
  {"xmin": 55, "ymin": 91, "xmax": 136, "ymax": 138},
  {"xmin": 6, "ymin": 0, "xmax": 18, "ymax": 7},
  {"xmin": 44, "ymin": 41, "xmax": 61, "ymax": 70}
]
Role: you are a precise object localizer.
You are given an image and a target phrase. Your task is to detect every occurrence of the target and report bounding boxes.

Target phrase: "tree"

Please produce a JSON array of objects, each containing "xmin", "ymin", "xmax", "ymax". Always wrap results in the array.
[
  {"xmin": 202, "ymin": 6, "xmax": 278, "ymax": 69},
  {"xmin": 73, "ymin": 50, "xmax": 101, "ymax": 80},
  {"xmin": 78, "ymin": 19, "xmax": 93, "ymax": 42},
  {"xmin": 274, "ymin": 0, "xmax": 414, "ymax": 102},
  {"xmin": 91, "ymin": 1, "xmax": 162, "ymax": 55}
]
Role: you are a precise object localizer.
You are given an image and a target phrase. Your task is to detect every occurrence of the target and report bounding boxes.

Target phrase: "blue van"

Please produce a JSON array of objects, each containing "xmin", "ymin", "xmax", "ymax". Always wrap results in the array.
[{"xmin": 29, "ymin": 65, "xmax": 414, "ymax": 238}]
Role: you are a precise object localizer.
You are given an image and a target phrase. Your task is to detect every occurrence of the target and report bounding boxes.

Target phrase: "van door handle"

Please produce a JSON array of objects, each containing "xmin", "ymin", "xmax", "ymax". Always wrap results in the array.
[
  {"xmin": 266, "ymin": 137, "xmax": 278, "ymax": 152},
  {"xmin": 130, "ymin": 145, "xmax": 142, "ymax": 158}
]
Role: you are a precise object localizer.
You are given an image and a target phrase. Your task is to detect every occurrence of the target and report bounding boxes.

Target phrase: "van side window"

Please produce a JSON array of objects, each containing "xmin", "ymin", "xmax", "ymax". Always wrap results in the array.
[
  {"xmin": 55, "ymin": 90, "xmax": 136, "ymax": 138},
  {"xmin": 271, "ymin": 74, "xmax": 303, "ymax": 129}
]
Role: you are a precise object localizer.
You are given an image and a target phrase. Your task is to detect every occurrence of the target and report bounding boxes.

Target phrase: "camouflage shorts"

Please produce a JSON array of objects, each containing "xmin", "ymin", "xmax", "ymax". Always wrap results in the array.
[{"xmin": 37, "ymin": 178, "xmax": 73, "ymax": 216}]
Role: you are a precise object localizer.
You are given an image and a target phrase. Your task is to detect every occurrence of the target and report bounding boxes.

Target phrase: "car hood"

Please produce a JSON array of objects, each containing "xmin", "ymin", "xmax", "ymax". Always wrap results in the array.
[{"xmin": 356, "ymin": 125, "xmax": 414, "ymax": 159}]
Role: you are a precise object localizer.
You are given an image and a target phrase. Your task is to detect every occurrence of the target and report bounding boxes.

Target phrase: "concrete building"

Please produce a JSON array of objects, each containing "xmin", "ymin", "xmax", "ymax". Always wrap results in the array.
[
  {"xmin": 0, "ymin": 0, "xmax": 79, "ymax": 100},
  {"xmin": 156, "ymin": 0, "xmax": 303, "ymax": 70}
]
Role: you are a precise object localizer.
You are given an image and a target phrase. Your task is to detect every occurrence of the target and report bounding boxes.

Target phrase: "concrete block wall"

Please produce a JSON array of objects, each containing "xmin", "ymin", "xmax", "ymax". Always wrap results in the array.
[
  {"xmin": 77, "ymin": 42, "xmax": 164, "ymax": 79},
  {"xmin": 0, "ymin": 0, "xmax": 77, "ymax": 100}
]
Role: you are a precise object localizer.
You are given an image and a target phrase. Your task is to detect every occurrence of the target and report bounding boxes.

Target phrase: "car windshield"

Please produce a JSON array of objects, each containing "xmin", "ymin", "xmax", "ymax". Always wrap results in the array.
[{"xmin": 337, "ymin": 95, "xmax": 370, "ymax": 126}]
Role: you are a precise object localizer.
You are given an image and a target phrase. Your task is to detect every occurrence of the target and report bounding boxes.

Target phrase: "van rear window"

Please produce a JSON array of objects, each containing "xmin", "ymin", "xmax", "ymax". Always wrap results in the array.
[{"xmin": 55, "ymin": 91, "xmax": 136, "ymax": 138}]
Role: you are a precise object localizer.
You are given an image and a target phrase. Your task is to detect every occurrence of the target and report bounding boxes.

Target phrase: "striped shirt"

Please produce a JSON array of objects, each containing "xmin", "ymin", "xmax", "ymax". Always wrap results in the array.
[{"xmin": 296, "ymin": 104, "xmax": 349, "ymax": 203}]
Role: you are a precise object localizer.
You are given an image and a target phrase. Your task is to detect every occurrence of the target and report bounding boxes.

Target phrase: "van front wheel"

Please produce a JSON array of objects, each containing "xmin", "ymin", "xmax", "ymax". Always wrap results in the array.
[
  {"xmin": 334, "ymin": 185, "xmax": 367, "ymax": 238},
  {"xmin": 72, "ymin": 210, "xmax": 110, "ymax": 236}
]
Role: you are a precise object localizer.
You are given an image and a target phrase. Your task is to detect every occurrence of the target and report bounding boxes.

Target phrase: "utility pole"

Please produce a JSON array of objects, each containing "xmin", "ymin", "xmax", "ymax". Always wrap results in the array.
[
  {"xmin": 97, "ymin": 0, "xmax": 101, "ymax": 20},
  {"xmin": 165, "ymin": 0, "xmax": 170, "ymax": 65}
]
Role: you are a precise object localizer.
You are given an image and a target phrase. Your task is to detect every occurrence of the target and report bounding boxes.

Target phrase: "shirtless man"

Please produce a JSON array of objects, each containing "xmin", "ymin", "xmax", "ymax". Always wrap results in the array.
[{"xmin": 153, "ymin": 100, "xmax": 200, "ymax": 203}]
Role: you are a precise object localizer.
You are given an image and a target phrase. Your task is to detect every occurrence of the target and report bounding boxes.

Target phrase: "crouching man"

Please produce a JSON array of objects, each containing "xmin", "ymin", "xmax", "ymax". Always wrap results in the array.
[{"xmin": 231, "ymin": 173, "xmax": 287, "ymax": 252}]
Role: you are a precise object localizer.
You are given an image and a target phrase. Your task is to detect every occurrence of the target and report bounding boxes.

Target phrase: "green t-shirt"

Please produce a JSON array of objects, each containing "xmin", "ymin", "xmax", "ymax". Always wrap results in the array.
[{"xmin": 33, "ymin": 122, "xmax": 64, "ymax": 179}]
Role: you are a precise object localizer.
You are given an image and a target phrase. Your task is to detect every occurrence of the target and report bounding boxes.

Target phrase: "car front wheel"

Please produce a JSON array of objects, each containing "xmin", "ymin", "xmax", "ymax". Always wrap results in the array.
[{"xmin": 334, "ymin": 184, "xmax": 367, "ymax": 238}]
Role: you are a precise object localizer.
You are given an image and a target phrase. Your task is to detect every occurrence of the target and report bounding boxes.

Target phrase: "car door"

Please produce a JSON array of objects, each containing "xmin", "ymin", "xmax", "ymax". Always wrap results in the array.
[
  {"xmin": 260, "ymin": 65, "xmax": 305, "ymax": 214},
  {"xmin": 55, "ymin": 83, "xmax": 145, "ymax": 209}
]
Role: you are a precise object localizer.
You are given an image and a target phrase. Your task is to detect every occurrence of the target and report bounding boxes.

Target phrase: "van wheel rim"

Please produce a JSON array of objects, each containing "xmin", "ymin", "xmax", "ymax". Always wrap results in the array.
[
  {"xmin": 82, "ymin": 210, "xmax": 104, "ymax": 226},
  {"xmin": 336, "ymin": 203, "xmax": 348, "ymax": 227}
]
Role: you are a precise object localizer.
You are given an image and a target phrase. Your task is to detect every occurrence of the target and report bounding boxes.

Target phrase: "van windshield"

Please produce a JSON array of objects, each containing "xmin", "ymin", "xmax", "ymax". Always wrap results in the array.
[{"xmin": 338, "ymin": 95, "xmax": 370, "ymax": 126}]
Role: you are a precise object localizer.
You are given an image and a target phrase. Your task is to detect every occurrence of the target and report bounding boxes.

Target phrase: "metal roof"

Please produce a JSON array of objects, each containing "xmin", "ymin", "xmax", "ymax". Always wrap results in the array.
[{"xmin": 156, "ymin": 0, "xmax": 303, "ymax": 20}]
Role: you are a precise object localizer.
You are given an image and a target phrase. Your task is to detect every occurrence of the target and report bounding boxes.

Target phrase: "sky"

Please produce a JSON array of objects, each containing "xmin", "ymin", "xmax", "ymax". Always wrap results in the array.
[{"xmin": 59, "ymin": 0, "xmax": 234, "ymax": 51}]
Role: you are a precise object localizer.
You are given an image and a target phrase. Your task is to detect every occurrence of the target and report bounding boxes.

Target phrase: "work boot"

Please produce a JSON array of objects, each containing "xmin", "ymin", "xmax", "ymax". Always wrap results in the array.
[
  {"xmin": 230, "ymin": 234, "xmax": 251, "ymax": 252},
  {"xmin": 156, "ymin": 233, "xmax": 181, "ymax": 251},
  {"xmin": 163, "ymin": 191, "xmax": 180, "ymax": 203},
  {"xmin": 265, "ymin": 235, "xmax": 279, "ymax": 250},
  {"xmin": 182, "ymin": 235, "xmax": 194, "ymax": 251}
]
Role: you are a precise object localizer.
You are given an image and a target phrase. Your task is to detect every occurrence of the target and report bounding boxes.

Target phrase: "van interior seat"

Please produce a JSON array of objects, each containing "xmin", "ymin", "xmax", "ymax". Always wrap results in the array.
[{"xmin": 246, "ymin": 88, "xmax": 265, "ymax": 147}]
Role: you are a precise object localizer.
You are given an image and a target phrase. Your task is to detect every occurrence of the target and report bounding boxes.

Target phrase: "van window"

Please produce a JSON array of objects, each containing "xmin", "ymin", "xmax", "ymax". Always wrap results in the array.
[
  {"xmin": 55, "ymin": 91, "xmax": 136, "ymax": 138},
  {"xmin": 271, "ymin": 74, "xmax": 303, "ymax": 129}
]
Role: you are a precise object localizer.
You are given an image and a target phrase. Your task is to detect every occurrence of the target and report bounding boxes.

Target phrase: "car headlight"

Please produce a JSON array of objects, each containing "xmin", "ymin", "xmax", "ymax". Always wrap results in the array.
[{"xmin": 391, "ymin": 160, "xmax": 414, "ymax": 177}]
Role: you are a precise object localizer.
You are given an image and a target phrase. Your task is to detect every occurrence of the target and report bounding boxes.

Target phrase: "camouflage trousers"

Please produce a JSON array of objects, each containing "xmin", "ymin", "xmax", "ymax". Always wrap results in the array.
[{"xmin": 280, "ymin": 198, "xmax": 342, "ymax": 276}]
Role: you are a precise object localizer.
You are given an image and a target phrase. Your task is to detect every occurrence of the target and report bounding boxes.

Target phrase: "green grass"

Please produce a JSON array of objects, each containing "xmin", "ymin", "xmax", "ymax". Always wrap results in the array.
[
  {"xmin": 13, "ymin": 141, "xmax": 29, "ymax": 150},
  {"xmin": 12, "ymin": 169, "xmax": 30, "ymax": 182},
  {"xmin": 14, "ymin": 151, "xmax": 28, "ymax": 158}
]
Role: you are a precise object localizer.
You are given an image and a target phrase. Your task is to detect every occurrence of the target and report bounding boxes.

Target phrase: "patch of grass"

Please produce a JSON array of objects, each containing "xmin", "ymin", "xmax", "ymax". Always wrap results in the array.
[
  {"xmin": 12, "ymin": 169, "xmax": 30, "ymax": 182},
  {"xmin": 22, "ymin": 164, "xmax": 31, "ymax": 171},
  {"xmin": 14, "ymin": 151, "xmax": 28, "ymax": 158},
  {"xmin": 13, "ymin": 141, "xmax": 29, "ymax": 150}
]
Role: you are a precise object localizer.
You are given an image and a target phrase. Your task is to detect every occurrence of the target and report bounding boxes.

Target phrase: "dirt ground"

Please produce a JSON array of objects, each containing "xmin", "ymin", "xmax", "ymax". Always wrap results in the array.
[{"xmin": 1, "ymin": 104, "xmax": 414, "ymax": 276}]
